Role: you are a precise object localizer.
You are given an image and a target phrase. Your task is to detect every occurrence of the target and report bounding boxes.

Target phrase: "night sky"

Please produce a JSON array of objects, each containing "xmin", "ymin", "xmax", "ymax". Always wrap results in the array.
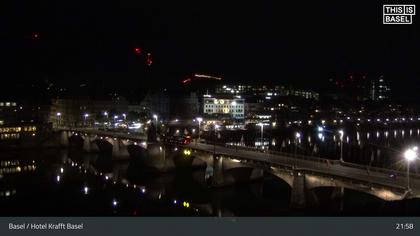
[{"xmin": 1, "ymin": 1, "xmax": 419, "ymax": 100}]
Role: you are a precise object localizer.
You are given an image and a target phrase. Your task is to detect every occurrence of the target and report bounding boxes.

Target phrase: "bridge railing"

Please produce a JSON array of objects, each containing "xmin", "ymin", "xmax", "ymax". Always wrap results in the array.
[
  {"xmin": 59, "ymin": 128, "xmax": 147, "ymax": 140},
  {"xmin": 340, "ymin": 161, "xmax": 420, "ymax": 179},
  {"xmin": 223, "ymin": 143, "xmax": 336, "ymax": 164},
  {"xmin": 223, "ymin": 143, "xmax": 420, "ymax": 179}
]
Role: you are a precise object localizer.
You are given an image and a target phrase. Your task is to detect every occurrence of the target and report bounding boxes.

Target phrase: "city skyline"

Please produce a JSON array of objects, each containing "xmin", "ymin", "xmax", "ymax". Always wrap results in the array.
[
  {"xmin": 1, "ymin": 1, "xmax": 418, "ymax": 101},
  {"xmin": 2, "ymin": 0, "xmax": 420, "ymax": 221}
]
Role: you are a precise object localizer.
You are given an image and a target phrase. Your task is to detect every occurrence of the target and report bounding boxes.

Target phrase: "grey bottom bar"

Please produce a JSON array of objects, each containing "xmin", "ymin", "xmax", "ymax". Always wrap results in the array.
[{"xmin": 0, "ymin": 217, "xmax": 419, "ymax": 236}]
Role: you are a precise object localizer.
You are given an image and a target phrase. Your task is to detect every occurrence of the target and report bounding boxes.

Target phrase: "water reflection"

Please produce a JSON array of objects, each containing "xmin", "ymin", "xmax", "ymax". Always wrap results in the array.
[
  {"xmin": 228, "ymin": 125, "xmax": 420, "ymax": 170},
  {"xmin": 2, "ymin": 127, "xmax": 420, "ymax": 216}
]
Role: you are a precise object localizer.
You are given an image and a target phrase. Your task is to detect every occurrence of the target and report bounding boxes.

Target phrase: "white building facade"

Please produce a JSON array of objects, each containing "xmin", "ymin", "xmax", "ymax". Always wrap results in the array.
[{"xmin": 203, "ymin": 96, "xmax": 244, "ymax": 120}]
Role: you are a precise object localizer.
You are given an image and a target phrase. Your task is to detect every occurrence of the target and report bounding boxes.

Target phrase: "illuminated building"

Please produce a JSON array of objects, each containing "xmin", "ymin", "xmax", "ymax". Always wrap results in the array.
[
  {"xmin": 328, "ymin": 74, "xmax": 391, "ymax": 102},
  {"xmin": 215, "ymin": 84, "xmax": 319, "ymax": 100},
  {"xmin": 0, "ymin": 160, "xmax": 37, "ymax": 174},
  {"xmin": 49, "ymin": 98, "xmax": 129, "ymax": 127},
  {"xmin": 0, "ymin": 102, "xmax": 17, "ymax": 107},
  {"xmin": 203, "ymin": 95, "xmax": 244, "ymax": 120},
  {"xmin": 0, "ymin": 125, "xmax": 37, "ymax": 140},
  {"xmin": 0, "ymin": 101, "xmax": 19, "ymax": 125},
  {"xmin": 370, "ymin": 75, "xmax": 391, "ymax": 101}
]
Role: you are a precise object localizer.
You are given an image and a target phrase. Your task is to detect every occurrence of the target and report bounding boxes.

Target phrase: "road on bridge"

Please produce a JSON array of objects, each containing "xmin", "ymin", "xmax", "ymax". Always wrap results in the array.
[{"xmin": 187, "ymin": 143, "xmax": 420, "ymax": 197}]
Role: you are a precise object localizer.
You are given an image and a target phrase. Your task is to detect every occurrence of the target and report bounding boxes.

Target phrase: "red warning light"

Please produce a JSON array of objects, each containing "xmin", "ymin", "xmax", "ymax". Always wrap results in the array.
[{"xmin": 134, "ymin": 47, "xmax": 141, "ymax": 54}]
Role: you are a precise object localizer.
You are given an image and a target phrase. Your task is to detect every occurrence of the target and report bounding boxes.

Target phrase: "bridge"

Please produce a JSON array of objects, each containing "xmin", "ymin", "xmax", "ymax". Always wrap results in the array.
[
  {"xmin": 186, "ymin": 143, "xmax": 420, "ymax": 205},
  {"xmin": 56, "ymin": 128, "xmax": 420, "ymax": 207},
  {"xmin": 56, "ymin": 128, "xmax": 147, "ymax": 157}
]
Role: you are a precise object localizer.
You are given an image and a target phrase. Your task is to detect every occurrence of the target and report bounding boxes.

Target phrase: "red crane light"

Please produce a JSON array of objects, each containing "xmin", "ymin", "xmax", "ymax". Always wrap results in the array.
[{"xmin": 134, "ymin": 47, "xmax": 141, "ymax": 54}]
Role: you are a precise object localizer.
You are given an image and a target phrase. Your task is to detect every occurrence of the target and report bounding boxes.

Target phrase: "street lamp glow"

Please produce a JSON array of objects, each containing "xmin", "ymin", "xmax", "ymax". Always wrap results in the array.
[
  {"xmin": 404, "ymin": 149, "xmax": 417, "ymax": 162},
  {"xmin": 338, "ymin": 130, "xmax": 344, "ymax": 140},
  {"xmin": 196, "ymin": 117, "xmax": 203, "ymax": 141},
  {"xmin": 153, "ymin": 114, "xmax": 158, "ymax": 120},
  {"xmin": 84, "ymin": 113, "xmax": 89, "ymax": 118},
  {"xmin": 103, "ymin": 111, "xmax": 108, "ymax": 116},
  {"xmin": 404, "ymin": 147, "xmax": 418, "ymax": 191},
  {"xmin": 56, "ymin": 112, "xmax": 61, "ymax": 117},
  {"xmin": 257, "ymin": 123, "xmax": 268, "ymax": 149},
  {"xmin": 295, "ymin": 132, "xmax": 301, "ymax": 139},
  {"xmin": 338, "ymin": 129, "xmax": 344, "ymax": 162},
  {"xmin": 317, "ymin": 126, "xmax": 323, "ymax": 132}
]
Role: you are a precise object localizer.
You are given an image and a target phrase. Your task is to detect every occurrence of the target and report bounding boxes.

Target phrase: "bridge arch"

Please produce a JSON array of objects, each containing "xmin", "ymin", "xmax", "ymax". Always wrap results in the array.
[{"xmin": 304, "ymin": 173, "xmax": 405, "ymax": 201}]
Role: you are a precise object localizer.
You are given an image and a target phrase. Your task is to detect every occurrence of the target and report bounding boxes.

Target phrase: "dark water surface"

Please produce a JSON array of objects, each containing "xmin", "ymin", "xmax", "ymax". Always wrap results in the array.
[{"xmin": 1, "ymin": 147, "xmax": 420, "ymax": 216}]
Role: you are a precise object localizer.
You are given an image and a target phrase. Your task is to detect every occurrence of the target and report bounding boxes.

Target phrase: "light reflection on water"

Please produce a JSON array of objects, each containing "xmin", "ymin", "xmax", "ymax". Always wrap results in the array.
[
  {"xmin": 239, "ymin": 126, "xmax": 420, "ymax": 170},
  {"xmin": 0, "ymin": 148, "xmax": 418, "ymax": 216}
]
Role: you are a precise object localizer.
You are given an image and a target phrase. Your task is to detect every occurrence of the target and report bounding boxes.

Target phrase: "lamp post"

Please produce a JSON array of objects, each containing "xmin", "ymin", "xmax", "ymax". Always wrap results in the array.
[
  {"xmin": 319, "ymin": 126, "xmax": 344, "ymax": 162},
  {"xmin": 317, "ymin": 126, "xmax": 324, "ymax": 132},
  {"xmin": 338, "ymin": 129, "xmax": 344, "ymax": 162},
  {"xmin": 56, "ymin": 112, "xmax": 62, "ymax": 128},
  {"xmin": 213, "ymin": 124, "xmax": 219, "ymax": 155},
  {"xmin": 83, "ymin": 113, "xmax": 89, "ymax": 127},
  {"xmin": 257, "ymin": 123, "xmax": 268, "ymax": 150},
  {"xmin": 113, "ymin": 115, "xmax": 118, "ymax": 129},
  {"xmin": 196, "ymin": 117, "xmax": 203, "ymax": 142},
  {"xmin": 295, "ymin": 132, "xmax": 301, "ymax": 156},
  {"xmin": 404, "ymin": 147, "xmax": 417, "ymax": 191},
  {"xmin": 153, "ymin": 114, "xmax": 158, "ymax": 136},
  {"xmin": 103, "ymin": 111, "xmax": 109, "ymax": 128}
]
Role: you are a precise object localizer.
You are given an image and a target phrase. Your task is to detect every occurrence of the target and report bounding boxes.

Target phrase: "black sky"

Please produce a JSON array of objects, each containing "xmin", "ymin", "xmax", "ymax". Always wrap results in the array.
[{"xmin": 1, "ymin": 0, "xmax": 419, "ymax": 100}]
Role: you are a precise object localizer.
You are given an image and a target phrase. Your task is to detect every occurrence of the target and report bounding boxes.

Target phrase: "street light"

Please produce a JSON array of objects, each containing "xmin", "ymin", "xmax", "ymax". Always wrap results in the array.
[
  {"xmin": 153, "ymin": 114, "xmax": 158, "ymax": 136},
  {"xmin": 257, "ymin": 123, "xmax": 269, "ymax": 149},
  {"xmin": 404, "ymin": 147, "xmax": 418, "ymax": 190},
  {"xmin": 56, "ymin": 112, "xmax": 62, "ymax": 127},
  {"xmin": 84, "ymin": 113, "xmax": 89, "ymax": 127},
  {"xmin": 213, "ymin": 124, "xmax": 220, "ymax": 154},
  {"xmin": 338, "ymin": 129, "xmax": 344, "ymax": 162},
  {"xmin": 196, "ymin": 117, "xmax": 203, "ymax": 142},
  {"xmin": 103, "ymin": 111, "xmax": 109, "ymax": 128},
  {"xmin": 317, "ymin": 126, "xmax": 324, "ymax": 132},
  {"xmin": 318, "ymin": 127, "xmax": 344, "ymax": 161},
  {"xmin": 294, "ymin": 132, "xmax": 301, "ymax": 156}
]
